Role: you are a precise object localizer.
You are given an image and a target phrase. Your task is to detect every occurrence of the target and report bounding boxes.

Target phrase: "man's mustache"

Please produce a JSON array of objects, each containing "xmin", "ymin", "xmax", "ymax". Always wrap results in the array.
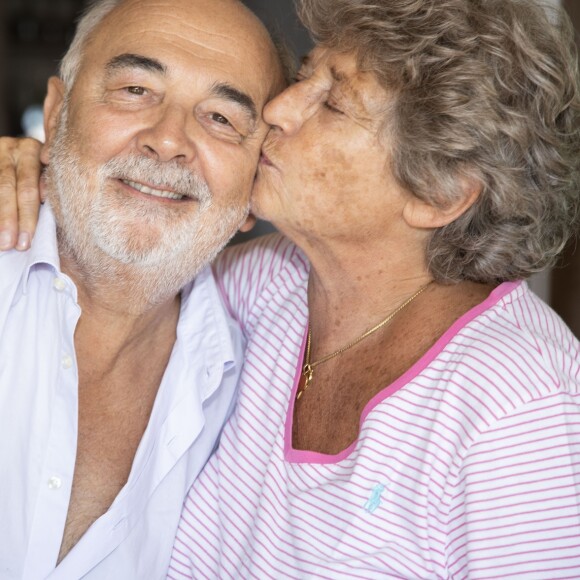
[{"xmin": 100, "ymin": 155, "xmax": 212, "ymax": 204}]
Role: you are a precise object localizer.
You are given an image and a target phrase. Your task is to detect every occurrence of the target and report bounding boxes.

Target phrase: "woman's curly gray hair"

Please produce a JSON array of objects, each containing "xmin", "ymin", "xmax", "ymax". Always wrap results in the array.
[{"xmin": 299, "ymin": 0, "xmax": 580, "ymax": 284}]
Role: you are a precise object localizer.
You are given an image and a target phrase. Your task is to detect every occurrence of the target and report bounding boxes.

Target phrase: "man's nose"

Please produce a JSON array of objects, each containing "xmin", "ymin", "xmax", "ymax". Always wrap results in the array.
[{"xmin": 136, "ymin": 105, "xmax": 196, "ymax": 163}]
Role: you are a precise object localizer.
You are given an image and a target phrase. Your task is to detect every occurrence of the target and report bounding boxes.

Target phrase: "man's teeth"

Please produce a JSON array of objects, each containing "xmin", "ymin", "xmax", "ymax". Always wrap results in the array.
[{"xmin": 123, "ymin": 180, "xmax": 184, "ymax": 200}]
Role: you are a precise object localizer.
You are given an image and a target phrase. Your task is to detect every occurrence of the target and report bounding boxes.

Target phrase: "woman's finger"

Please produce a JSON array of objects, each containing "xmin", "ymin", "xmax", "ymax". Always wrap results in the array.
[
  {"xmin": 0, "ymin": 137, "xmax": 43, "ymax": 251},
  {"xmin": 0, "ymin": 138, "xmax": 19, "ymax": 250},
  {"xmin": 15, "ymin": 138, "xmax": 43, "ymax": 250}
]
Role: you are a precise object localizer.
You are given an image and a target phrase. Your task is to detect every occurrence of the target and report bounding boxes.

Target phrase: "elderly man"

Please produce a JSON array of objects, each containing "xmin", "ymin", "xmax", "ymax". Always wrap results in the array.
[{"xmin": 0, "ymin": 0, "xmax": 284, "ymax": 578}]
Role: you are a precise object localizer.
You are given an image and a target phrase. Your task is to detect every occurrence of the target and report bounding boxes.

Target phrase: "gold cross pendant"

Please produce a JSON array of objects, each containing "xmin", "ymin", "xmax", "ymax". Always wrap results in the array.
[{"xmin": 297, "ymin": 364, "xmax": 314, "ymax": 400}]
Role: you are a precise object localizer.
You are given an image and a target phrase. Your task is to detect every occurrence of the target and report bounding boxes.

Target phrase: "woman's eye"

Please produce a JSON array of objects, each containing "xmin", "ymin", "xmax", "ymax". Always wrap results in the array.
[
  {"xmin": 126, "ymin": 86, "xmax": 147, "ymax": 96},
  {"xmin": 211, "ymin": 113, "xmax": 232, "ymax": 126},
  {"xmin": 323, "ymin": 101, "xmax": 343, "ymax": 115}
]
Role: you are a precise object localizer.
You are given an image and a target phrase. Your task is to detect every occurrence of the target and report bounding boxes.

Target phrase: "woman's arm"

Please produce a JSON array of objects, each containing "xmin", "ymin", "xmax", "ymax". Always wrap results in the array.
[{"xmin": 0, "ymin": 137, "xmax": 43, "ymax": 251}]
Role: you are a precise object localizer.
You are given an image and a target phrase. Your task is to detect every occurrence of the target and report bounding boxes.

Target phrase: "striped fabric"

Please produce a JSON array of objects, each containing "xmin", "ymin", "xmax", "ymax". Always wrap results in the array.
[{"xmin": 169, "ymin": 234, "xmax": 580, "ymax": 579}]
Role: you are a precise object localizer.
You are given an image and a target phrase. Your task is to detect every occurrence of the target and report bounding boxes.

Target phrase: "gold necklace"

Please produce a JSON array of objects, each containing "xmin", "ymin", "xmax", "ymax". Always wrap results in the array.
[{"xmin": 296, "ymin": 281, "xmax": 432, "ymax": 401}]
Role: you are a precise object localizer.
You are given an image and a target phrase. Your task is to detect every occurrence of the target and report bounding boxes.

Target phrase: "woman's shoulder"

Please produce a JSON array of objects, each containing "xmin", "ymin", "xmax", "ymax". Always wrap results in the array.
[
  {"xmin": 214, "ymin": 233, "xmax": 307, "ymax": 282},
  {"xmin": 434, "ymin": 281, "xmax": 580, "ymax": 408},
  {"xmin": 473, "ymin": 281, "xmax": 579, "ymax": 382},
  {"xmin": 364, "ymin": 282, "xmax": 580, "ymax": 485},
  {"xmin": 211, "ymin": 233, "xmax": 309, "ymax": 327}
]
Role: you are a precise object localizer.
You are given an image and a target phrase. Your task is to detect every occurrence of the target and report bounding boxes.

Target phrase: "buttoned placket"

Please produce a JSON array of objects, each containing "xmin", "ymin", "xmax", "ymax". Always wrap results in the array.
[
  {"xmin": 3, "ymin": 257, "xmax": 243, "ymax": 580},
  {"xmin": 22, "ymin": 274, "xmax": 81, "ymax": 580}
]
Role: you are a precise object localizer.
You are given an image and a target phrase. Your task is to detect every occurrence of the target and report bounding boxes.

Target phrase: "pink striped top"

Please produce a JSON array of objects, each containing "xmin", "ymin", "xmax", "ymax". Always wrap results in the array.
[{"xmin": 169, "ymin": 234, "xmax": 580, "ymax": 579}]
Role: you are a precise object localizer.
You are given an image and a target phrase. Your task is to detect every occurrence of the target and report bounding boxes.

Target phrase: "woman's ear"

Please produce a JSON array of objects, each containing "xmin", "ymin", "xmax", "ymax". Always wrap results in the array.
[
  {"xmin": 239, "ymin": 213, "xmax": 257, "ymax": 233},
  {"xmin": 402, "ymin": 176, "xmax": 482, "ymax": 229},
  {"xmin": 40, "ymin": 77, "xmax": 66, "ymax": 165}
]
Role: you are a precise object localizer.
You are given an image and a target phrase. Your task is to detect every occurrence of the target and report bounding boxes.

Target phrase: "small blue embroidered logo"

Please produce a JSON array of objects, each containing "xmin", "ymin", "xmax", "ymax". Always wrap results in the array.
[{"xmin": 364, "ymin": 483, "xmax": 386, "ymax": 514}]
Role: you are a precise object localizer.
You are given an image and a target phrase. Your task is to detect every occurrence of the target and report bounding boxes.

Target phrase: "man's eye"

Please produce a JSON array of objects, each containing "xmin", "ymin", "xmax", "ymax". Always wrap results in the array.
[
  {"xmin": 126, "ymin": 86, "xmax": 147, "ymax": 95},
  {"xmin": 211, "ymin": 113, "xmax": 232, "ymax": 126}
]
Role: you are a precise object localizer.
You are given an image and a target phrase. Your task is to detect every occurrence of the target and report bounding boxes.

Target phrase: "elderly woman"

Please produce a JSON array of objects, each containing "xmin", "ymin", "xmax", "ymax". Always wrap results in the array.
[{"xmin": 2, "ymin": 0, "xmax": 580, "ymax": 577}]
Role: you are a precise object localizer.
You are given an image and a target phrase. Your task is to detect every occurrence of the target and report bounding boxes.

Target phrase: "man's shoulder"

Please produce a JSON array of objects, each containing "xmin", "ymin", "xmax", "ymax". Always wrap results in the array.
[
  {"xmin": 0, "ymin": 206, "xmax": 60, "ymax": 324},
  {"xmin": 0, "ymin": 248, "xmax": 35, "ymax": 334},
  {"xmin": 0, "ymin": 248, "xmax": 29, "ymax": 294}
]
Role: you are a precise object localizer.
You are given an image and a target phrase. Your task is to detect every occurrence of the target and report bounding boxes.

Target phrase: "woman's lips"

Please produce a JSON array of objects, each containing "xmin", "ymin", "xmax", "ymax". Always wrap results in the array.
[{"xmin": 260, "ymin": 152, "xmax": 274, "ymax": 167}]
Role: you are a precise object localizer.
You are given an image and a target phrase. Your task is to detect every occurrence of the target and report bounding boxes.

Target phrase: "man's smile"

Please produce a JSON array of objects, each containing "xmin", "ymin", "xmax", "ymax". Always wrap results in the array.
[{"xmin": 117, "ymin": 178, "xmax": 193, "ymax": 203}]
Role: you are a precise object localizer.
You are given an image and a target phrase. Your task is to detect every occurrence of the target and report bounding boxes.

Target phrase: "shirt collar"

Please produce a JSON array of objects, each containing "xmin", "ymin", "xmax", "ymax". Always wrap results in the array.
[
  {"xmin": 20, "ymin": 203, "xmax": 62, "ymax": 296},
  {"xmin": 175, "ymin": 264, "xmax": 240, "ymax": 400},
  {"xmin": 18, "ymin": 204, "xmax": 241, "ymax": 393}
]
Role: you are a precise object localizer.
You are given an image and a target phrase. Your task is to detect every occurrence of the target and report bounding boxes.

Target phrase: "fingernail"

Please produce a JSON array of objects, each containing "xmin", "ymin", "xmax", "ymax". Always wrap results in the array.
[
  {"xmin": 0, "ymin": 231, "xmax": 13, "ymax": 250},
  {"xmin": 16, "ymin": 232, "xmax": 30, "ymax": 250}
]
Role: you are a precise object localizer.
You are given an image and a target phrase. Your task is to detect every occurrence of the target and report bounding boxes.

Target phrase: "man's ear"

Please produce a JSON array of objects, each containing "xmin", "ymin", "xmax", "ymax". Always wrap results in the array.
[
  {"xmin": 40, "ymin": 77, "xmax": 66, "ymax": 165},
  {"xmin": 402, "ymin": 176, "xmax": 482, "ymax": 230},
  {"xmin": 239, "ymin": 213, "xmax": 257, "ymax": 233}
]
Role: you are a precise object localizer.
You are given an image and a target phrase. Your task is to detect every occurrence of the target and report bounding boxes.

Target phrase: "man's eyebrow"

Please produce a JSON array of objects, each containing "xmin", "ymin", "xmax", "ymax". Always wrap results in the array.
[
  {"xmin": 105, "ymin": 53, "xmax": 167, "ymax": 76},
  {"xmin": 210, "ymin": 83, "xmax": 258, "ymax": 123}
]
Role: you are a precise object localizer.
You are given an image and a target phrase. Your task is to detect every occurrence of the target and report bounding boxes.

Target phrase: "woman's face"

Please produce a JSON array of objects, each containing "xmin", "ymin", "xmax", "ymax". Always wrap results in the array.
[{"xmin": 252, "ymin": 47, "xmax": 410, "ymax": 246}]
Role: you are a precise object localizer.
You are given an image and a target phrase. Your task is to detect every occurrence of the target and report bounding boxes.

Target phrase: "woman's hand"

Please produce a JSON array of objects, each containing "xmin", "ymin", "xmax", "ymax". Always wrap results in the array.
[{"xmin": 0, "ymin": 137, "xmax": 44, "ymax": 251}]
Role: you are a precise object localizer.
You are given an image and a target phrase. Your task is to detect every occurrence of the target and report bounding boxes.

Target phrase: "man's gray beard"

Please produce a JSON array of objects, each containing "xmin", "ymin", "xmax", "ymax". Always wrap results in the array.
[{"xmin": 46, "ymin": 111, "xmax": 249, "ymax": 306}]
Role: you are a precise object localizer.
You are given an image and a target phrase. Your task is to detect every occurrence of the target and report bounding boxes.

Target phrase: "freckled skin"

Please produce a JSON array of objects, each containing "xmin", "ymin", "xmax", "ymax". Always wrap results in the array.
[
  {"xmin": 253, "ymin": 49, "xmax": 404, "ymax": 253},
  {"xmin": 292, "ymin": 283, "xmax": 493, "ymax": 455},
  {"xmin": 254, "ymin": 47, "xmax": 493, "ymax": 455}
]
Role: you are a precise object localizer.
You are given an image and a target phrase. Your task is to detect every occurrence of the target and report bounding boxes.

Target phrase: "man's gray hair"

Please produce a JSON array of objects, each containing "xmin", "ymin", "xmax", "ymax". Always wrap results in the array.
[{"xmin": 59, "ymin": 0, "xmax": 123, "ymax": 90}]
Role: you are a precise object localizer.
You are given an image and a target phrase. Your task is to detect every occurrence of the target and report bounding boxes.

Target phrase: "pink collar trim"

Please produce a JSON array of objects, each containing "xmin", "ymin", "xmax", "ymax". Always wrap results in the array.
[{"xmin": 284, "ymin": 281, "xmax": 522, "ymax": 464}]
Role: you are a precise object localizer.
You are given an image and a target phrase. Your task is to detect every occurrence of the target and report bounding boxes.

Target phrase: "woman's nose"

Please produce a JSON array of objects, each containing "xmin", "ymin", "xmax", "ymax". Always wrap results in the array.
[{"xmin": 263, "ymin": 82, "xmax": 311, "ymax": 136}]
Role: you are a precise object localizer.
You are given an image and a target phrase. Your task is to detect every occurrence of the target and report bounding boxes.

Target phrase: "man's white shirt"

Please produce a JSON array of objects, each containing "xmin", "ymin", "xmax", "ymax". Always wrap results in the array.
[{"xmin": 0, "ymin": 205, "xmax": 243, "ymax": 579}]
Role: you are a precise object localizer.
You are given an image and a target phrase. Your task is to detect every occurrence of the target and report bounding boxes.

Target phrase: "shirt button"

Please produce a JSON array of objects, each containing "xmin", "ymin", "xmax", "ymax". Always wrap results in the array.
[
  {"xmin": 48, "ymin": 476, "xmax": 62, "ymax": 490},
  {"xmin": 52, "ymin": 277, "xmax": 66, "ymax": 291},
  {"xmin": 61, "ymin": 354, "xmax": 73, "ymax": 369}
]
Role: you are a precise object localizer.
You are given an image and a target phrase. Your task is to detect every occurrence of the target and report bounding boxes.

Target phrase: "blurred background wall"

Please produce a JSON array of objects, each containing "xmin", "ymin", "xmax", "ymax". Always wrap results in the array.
[{"xmin": 0, "ymin": 0, "xmax": 577, "ymax": 335}]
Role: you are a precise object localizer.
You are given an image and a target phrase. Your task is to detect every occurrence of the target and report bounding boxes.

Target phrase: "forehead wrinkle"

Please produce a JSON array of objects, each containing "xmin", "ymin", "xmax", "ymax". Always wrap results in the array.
[
  {"xmin": 101, "ymin": 3, "xmax": 270, "ymax": 64},
  {"xmin": 93, "ymin": 1, "xmax": 278, "ymax": 103},
  {"xmin": 183, "ymin": 24, "xmax": 252, "ymax": 43},
  {"xmin": 139, "ymin": 29, "xmax": 270, "ymax": 86},
  {"xmin": 169, "ymin": 14, "xmax": 273, "ymax": 59}
]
